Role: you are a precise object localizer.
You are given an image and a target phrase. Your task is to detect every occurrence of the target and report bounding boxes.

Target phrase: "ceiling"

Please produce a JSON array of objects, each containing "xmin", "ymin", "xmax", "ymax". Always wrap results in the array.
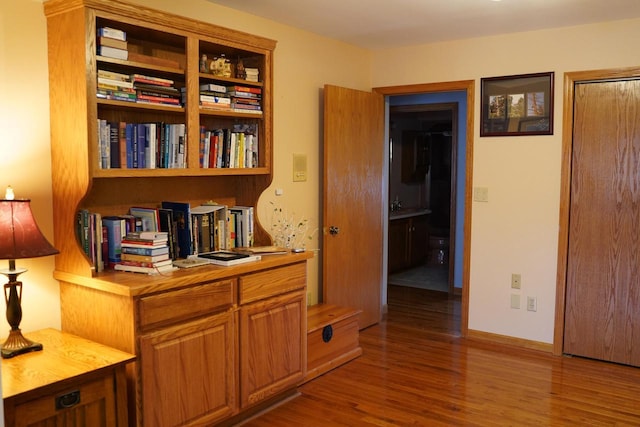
[{"xmin": 205, "ymin": 0, "xmax": 640, "ymax": 49}]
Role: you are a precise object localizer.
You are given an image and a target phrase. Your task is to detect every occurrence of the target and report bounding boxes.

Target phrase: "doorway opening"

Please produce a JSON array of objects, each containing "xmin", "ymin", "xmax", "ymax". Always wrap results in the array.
[
  {"xmin": 388, "ymin": 103, "xmax": 456, "ymax": 294},
  {"xmin": 381, "ymin": 88, "xmax": 469, "ymax": 336}
]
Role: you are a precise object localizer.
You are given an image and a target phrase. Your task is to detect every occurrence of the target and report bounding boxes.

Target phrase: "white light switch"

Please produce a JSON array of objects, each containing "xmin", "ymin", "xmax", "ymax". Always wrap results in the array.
[{"xmin": 292, "ymin": 153, "xmax": 307, "ymax": 182}]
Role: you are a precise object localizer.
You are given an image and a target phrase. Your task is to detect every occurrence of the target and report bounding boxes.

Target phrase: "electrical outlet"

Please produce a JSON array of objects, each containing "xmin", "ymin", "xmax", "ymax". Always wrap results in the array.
[
  {"xmin": 511, "ymin": 273, "xmax": 521, "ymax": 289},
  {"xmin": 527, "ymin": 296, "xmax": 537, "ymax": 312},
  {"xmin": 510, "ymin": 294, "xmax": 520, "ymax": 309}
]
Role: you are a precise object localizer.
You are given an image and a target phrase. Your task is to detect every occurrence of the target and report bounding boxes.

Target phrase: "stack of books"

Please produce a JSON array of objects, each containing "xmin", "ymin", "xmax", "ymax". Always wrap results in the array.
[
  {"xmin": 97, "ymin": 27, "xmax": 128, "ymax": 60},
  {"xmin": 132, "ymin": 74, "xmax": 181, "ymax": 107},
  {"xmin": 244, "ymin": 67, "xmax": 259, "ymax": 82},
  {"xmin": 115, "ymin": 231, "xmax": 176, "ymax": 274},
  {"xmin": 97, "ymin": 69, "xmax": 136, "ymax": 103},
  {"xmin": 227, "ymin": 85, "xmax": 262, "ymax": 114},
  {"xmin": 196, "ymin": 83, "xmax": 231, "ymax": 111}
]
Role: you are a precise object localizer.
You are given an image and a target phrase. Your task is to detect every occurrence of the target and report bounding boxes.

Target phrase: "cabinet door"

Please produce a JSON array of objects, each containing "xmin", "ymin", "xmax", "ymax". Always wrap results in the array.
[
  {"xmin": 139, "ymin": 310, "xmax": 236, "ymax": 427},
  {"xmin": 239, "ymin": 290, "xmax": 306, "ymax": 408},
  {"xmin": 401, "ymin": 130, "xmax": 430, "ymax": 183},
  {"xmin": 12, "ymin": 376, "xmax": 117, "ymax": 427},
  {"xmin": 409, "ymin": 215, "xmax": 430, "ymax": 266},
  {"xmin": 388, "ymin": 219, "xmax": 410, "ymax": 273}
]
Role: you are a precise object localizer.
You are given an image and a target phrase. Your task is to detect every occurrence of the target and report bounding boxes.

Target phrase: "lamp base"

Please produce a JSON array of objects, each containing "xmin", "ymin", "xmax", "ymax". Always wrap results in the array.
[{"xmin": 1, "ymin": 329, "xmax": 42, "ymax": 358}]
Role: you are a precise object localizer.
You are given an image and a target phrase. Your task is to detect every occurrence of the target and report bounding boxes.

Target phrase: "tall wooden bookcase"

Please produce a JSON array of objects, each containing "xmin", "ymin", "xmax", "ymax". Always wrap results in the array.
[
  {"xmin": 44, "ymin": 0, "xmax": 275, "ymax": 279},
  {"xmin": 42, "ymin": 2, "xmax": 312, "ymax": 426}
]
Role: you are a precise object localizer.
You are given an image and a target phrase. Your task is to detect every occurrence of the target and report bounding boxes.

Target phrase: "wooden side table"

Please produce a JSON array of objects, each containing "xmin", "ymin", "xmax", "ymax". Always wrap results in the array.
[{"xmin": 2, "ymin": 328, "xmax": 135, "ymax": 427}]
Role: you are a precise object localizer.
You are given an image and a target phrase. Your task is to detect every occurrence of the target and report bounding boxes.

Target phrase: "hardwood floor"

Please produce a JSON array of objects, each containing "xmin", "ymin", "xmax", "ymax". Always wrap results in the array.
[{"xmin": 242, "ymin": 286, "xmax": 640, "ymax": 426}]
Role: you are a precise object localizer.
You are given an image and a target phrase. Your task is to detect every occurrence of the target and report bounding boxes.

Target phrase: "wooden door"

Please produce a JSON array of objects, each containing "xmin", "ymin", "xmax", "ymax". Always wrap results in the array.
[
  {"xmin": 564, "ymin": 79, "xmax": 640, "ymax": 366},
  {"xmin": 239, "ymin": 290, "xmax": 306, "ymax": 408},
  {"xmin": 388, "ymin": 218, "xmax": 410, "ymax": 273},
  {"xmin": 139, "ymin": 312, "xmax": 236, "ymax": 426},
  {"xmin": 323, "ymin": 85, "xmax": 385, "ymax": 328}
]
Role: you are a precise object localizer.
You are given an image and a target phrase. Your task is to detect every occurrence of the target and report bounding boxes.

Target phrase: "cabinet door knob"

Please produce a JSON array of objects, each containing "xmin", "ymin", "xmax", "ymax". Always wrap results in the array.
[
  {"xmin": 322, "ymin": 325, "xmax": 333, "ymax": 342},
  {"xmin": 56, "ymin": 390, "xmax": 81, "ymax": 410},
  {"xmin": 329, "ymin": 226, "xmax": 340, "ymax": 236}
]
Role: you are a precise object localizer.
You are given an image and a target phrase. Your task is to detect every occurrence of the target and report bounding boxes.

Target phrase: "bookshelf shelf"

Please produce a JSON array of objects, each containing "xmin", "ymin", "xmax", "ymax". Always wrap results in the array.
[{"xmin": 96, "ymin": 56, "xmax": 185, "ymax": 75}]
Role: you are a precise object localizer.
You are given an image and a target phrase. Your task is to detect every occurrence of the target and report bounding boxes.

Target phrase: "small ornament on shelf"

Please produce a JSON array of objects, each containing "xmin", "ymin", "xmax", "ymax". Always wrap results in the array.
[
  {"xmin": 200, "ymin": 54, "xmax": 208, "ymax": 73},
  {"xmin": 236, "ymin": 59, "xmax": 246, "ymax": 80}
]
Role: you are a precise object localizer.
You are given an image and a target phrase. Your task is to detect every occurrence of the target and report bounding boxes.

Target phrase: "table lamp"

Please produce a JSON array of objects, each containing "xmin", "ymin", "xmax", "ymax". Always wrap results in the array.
[{"xmin": 0, "ymin": 186, "xmax": 59, "ymax": 358}]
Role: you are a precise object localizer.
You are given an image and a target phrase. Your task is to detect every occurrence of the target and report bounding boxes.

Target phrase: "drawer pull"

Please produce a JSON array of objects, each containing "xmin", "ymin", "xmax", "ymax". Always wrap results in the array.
[
  {"xmin": 56, "ymin": 390, "xmax": 81, "ymax": 409},
  {"xmin": 322, "ymin": 325, "xmax": 333, "ymax": 343}
]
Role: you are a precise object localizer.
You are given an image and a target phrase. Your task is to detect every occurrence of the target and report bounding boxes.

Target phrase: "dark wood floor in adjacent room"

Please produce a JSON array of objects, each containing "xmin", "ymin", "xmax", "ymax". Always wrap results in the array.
[{"xmin": 242, "ymin": 285, "xmax": 640, "ymax": 426}]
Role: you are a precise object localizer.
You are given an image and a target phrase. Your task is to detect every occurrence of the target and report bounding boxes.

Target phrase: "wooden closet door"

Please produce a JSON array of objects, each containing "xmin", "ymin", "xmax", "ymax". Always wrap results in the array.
[{"xmin": 564, "ymin": 79, "xmax": 640, "ymax": 366}]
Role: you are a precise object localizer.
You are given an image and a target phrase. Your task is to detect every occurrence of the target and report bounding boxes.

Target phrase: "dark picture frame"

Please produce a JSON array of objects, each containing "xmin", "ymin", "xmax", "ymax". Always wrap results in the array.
[{"xmin": 480, "ymin": 72, "xmax": 554, "ymax": 137}]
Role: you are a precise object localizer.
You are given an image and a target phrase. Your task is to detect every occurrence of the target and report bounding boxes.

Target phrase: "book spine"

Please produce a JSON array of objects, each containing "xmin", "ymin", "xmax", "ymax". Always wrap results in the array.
[
  {"xmin": 102, "ymin": 217, "xmax": 124, "ymax": 267},
  {"xmin": 121, "ymin": 246, "xmax": 168, "ymax": 256},
  {"xmin": 98, "ymin": 77, "xmax": 134, "ymax": 89},
  {"xmin": 119, "ymin": 122, "xmax": 127, "ymax": 169},
  {"xmin": 108, "ymin": 122, "xmax": 120, "ymax": 168},
  {"xmin": 131, "ymin": 74, "xmax": 174, "ymax": 86},
  {"xmin": 98, "ymin": 27, "xmax": 127, "ymax": 41},
  {"xmin": 120, "ymin": 259, "xmax": 171, "ymax": 268},
  {"xmin": 97, "ymin": 46, "xmax": 128, "ymax": 60}
]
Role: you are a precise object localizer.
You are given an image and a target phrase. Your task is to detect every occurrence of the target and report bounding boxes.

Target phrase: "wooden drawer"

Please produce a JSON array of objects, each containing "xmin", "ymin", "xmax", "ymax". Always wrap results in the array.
[
  {"xmin": 304, "ymin": 304, "xmax": 362, "ymax": 383},
  {"xmin": 138, "ymin": 279, "xmax": 235, "ymax": 330},
  {"xmin": 239, "ymin": 262, "xmax": 306, "ymax": 304},
  {"xmin": 9, "ymin": 376, "xmax": 116, "ymax": 427}
]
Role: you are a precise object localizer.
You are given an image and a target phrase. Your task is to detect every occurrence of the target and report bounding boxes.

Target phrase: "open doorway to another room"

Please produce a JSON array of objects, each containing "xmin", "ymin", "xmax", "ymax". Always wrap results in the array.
[{"xmin": 386, "ymin": 94, "xmax": 466, "ymax": 335}]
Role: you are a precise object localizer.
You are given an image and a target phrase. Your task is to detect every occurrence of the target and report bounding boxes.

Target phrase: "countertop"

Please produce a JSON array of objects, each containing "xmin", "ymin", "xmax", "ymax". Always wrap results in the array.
[{"xmin": 389, "ymin": 208, "xmax": 432, "ymax": 220}]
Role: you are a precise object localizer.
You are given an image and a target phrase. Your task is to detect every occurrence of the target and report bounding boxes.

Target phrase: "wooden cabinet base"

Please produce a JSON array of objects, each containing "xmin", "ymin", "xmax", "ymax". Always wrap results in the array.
[{"xmin": 303, "ymin": 304, "xmax": 362, "ymax": 383}]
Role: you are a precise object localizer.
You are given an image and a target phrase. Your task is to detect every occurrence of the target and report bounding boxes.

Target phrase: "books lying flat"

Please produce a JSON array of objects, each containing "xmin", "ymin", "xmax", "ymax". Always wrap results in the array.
[
  {"xmin": 98, "ymin": 45, "xmax": 128, "ymax": 60},
  {"xmin": 194, "ymin": 251, "xmax": 261, "ymax": 266}
]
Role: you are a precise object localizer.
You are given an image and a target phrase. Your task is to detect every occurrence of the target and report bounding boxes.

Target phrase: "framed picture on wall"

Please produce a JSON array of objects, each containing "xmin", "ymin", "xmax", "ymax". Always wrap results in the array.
[{"xmin": 480, "ymin": 72, "xmax": 554, "ymax": 137}]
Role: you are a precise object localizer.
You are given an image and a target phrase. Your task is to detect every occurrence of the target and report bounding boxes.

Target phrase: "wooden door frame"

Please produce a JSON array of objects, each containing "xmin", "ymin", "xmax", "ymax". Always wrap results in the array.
[
  {"xmin": 374, "ymin": 80, "xmax": 474, "ymax": 336},
  {"xmin": 553, "ymin": 66, "xmax": 640, "ymax": 356}
]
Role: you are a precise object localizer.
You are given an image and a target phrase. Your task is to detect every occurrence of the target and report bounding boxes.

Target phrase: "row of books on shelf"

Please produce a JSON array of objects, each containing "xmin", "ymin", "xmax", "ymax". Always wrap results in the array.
[
  {"xmin": 194, "ymin": 84, "xmax": 262, "ymax": 114},
  {"xmin": 97, "ymin": 68, "xmax": 262, "ymax": 113},
  {"xmin": 199, "ymin": 124, "xmax": 259, "ymax": 169},
  {"xmin": 98, "ymin": 68, "xmax": 182, "ymax": 107},
  {"xmin": 77, "ymin": 203, "xmax": 255, "ymax": 273},
  {"xmin": 97, "ymin": 121, "xmax": 186, "ymax": 169}
]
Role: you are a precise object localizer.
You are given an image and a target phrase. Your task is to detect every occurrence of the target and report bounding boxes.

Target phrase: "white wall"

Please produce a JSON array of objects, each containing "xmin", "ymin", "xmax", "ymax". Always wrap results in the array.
[
  {"xmin": 5, "ymin": 0, "xmax": 640, "ymax": 347},
  {"xmin": 0, "ymin": 0, "xmax": 59, "ymax": 333},
  {"xmin": 371, "ymin": 19, "xmax": 640, "ymax": 343}
]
